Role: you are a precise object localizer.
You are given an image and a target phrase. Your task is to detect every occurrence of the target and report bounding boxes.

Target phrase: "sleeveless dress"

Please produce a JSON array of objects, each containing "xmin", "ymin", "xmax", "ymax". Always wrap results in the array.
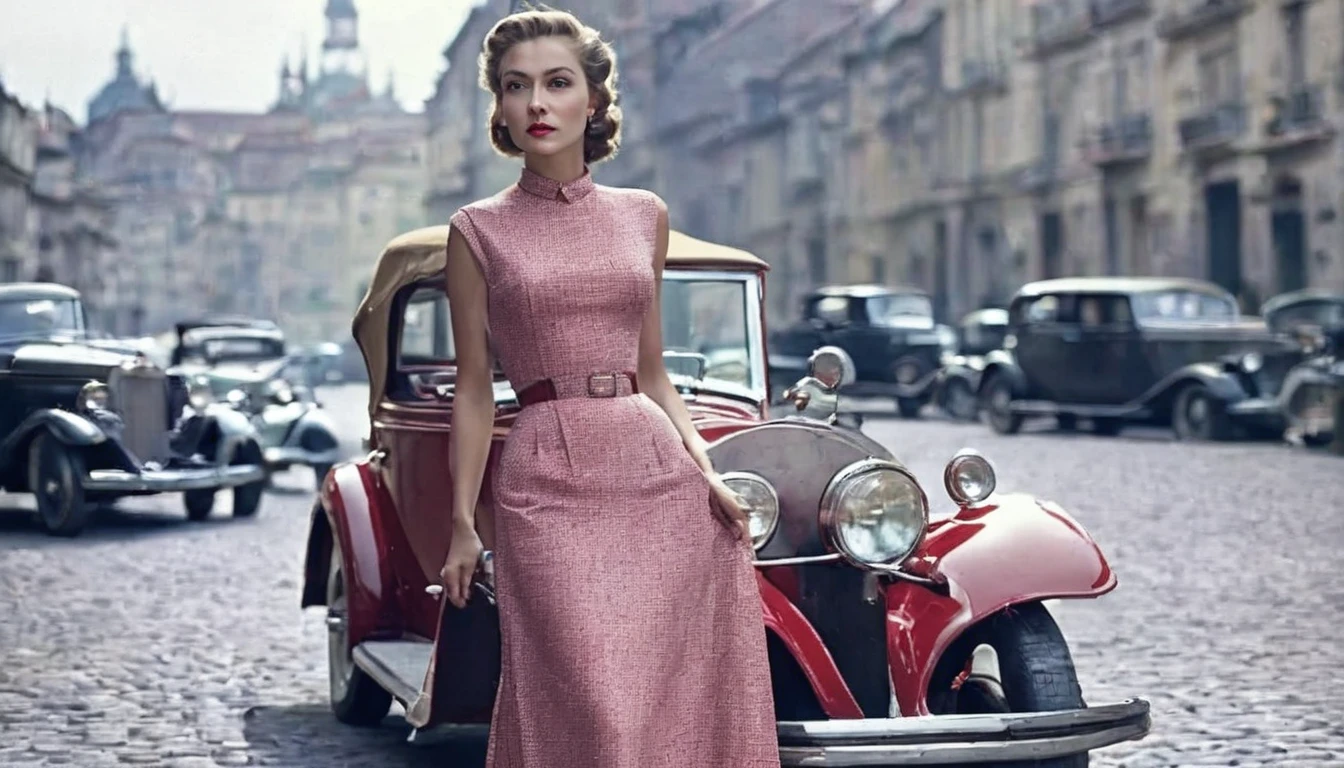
[{"xmin": 449, "ymin": 167, "xmax": 780, "ymax": 768}]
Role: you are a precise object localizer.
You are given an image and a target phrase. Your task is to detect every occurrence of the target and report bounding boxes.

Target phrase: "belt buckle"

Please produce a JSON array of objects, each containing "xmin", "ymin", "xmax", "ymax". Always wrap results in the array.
[{"xmin": 586, "ymin": 373, "xmax": 620, "ymax": 398}]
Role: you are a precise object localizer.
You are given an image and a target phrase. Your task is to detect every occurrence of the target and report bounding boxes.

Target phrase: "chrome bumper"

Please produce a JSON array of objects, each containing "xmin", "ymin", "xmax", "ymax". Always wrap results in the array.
[
  {"xmin": 263, "ymin": 445, "xmax": 342, "ymax": 467},
  {"xmin": 778, "ymin": 699, "xmax": 1150, "ymax": 766},
  {"xmin": 83, "ymin": 464, "xmax": 267, "ymax": 493}
]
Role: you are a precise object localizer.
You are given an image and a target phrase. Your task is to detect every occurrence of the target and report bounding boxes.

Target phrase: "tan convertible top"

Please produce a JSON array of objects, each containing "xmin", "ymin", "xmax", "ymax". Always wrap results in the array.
[{"xmin": 352, "ymin": 225, "xmax": 768, "ymax": 418}]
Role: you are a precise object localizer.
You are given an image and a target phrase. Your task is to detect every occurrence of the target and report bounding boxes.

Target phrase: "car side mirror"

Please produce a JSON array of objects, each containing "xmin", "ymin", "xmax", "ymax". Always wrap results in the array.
[{"xmin": 663, "ymin": 351, "xmax": 708, "ymax": 381}]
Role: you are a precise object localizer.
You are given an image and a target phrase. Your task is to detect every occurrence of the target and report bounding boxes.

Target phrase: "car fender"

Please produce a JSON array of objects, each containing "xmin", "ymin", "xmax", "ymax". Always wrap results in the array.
[
  {"xmin": 282, "ymin": 406, "xmax": 339, "ymax": 449},
  {"xmin": 0, "ymin": 409, "xmax": 107, "ymax": 469},
  {"xmin": 757, "ymin": 571, "xmax": 865, "ymax": 719},
  {"xmin": 200, "ymin": 404, "xmax": 260, "ymax": 465},
  {"xmin": 976, "ymin": 352, "xmax": 1026, "ymax": 396},
  {"xmin": 305, "ymin": 460, "xmax": 401, "ymax": 648},
  {"xmin": 1151, "ymin": 362, "xmax": 1251, "ymax": 405},
  {"xmin": 883, "ymin": 492, "xmax": 1115, "ymax": 716}
]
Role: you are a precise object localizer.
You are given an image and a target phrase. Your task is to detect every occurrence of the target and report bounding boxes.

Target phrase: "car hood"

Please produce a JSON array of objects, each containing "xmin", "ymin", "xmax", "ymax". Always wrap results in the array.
[{"xmin": 1, "ymin": 341, "xmax": 135, "ymax": 378}]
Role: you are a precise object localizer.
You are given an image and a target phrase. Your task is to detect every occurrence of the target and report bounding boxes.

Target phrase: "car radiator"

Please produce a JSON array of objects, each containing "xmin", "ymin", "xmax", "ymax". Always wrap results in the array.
[{"xmin": 109, "ymin": 366, "xmax": 171, "ymax": 463}]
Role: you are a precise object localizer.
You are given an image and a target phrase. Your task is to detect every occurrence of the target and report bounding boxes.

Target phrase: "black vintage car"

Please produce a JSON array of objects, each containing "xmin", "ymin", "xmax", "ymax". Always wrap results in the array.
[
  {"xmin": 0, "ymin": 283, "xmax": 268, "ymax": 536},
  {"xmin": 1260, "ymin": 291, "xmax": 1344, "ymax": 452},
  {"xmin": 979, "ymin": 277, "xmax": 1300, "ymax": 440},
  {"xmin": 768, "ymin": 284, "xmax": 950, "ymax": 418},
  {"xmin": 934, "ymin": 308, "xmax": 1009, "ymax": 421}
]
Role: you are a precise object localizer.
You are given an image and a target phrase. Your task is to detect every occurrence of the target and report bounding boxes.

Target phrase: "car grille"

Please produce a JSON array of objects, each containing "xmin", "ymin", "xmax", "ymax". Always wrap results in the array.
[
  {"xmin": 794, "ymin": 564, "xmax": 891, "ymax": 717},
  {"xmin": 109, "ymin": 366, "xmax": 170, "ymax": 463}
]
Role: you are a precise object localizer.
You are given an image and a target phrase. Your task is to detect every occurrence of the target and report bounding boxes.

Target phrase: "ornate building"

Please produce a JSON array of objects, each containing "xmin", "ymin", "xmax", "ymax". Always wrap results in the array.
[{"xmin": 79, "ymin": 0, "xmax": 427, "ymax": 341}]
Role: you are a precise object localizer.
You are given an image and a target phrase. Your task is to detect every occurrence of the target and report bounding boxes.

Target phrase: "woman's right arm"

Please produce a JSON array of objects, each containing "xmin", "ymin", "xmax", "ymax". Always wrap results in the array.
[{"xmin": 440, "ymin": 222, "xmax": 494, "ymax": 608}]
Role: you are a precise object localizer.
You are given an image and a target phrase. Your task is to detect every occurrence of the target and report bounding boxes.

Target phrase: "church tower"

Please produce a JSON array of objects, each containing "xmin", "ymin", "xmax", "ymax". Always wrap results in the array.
[{"xmin": 321, "ymin": 0, "xmax": 364, "ymax": 76}]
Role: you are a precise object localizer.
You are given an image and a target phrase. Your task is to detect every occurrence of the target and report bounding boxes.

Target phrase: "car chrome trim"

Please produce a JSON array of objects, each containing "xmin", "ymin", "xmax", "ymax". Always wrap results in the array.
[
  {"xmin": 83, "ymin": 464, "xmax": 266, "ymax": 492},
  {"xmin": 719, "ymin": 470, "xmax": 780, "ymax": 550},
  {"xmin": 263, "ymin": 445, "xmax": 344, "ymax": 466},
  {"xmin": 776, "ymin": 699, "xmax": 1150, "ymax": 765},
  {"xmin": 819, "ymin": 458, "xmax": 929, "ymax": 572},
  {"xmin": 351, "ymin": 642, "xmax": 426, "ymax": 707},
  {"xmin": 753, "ymin": 553, "xmax": 844, "ymax": 567}
]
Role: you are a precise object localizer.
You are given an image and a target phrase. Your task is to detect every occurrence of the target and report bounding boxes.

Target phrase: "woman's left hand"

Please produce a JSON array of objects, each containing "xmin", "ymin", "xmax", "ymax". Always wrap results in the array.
[{"xmin": 705, "ymin": 471, "xmax": 751, "ymax": 542}]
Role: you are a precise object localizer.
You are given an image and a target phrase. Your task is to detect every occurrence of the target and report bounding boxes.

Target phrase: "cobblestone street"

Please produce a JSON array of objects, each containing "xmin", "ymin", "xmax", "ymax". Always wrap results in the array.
[{"xmin": 1, "ymin": 385, "xmax": 1341, "ymax": 767}]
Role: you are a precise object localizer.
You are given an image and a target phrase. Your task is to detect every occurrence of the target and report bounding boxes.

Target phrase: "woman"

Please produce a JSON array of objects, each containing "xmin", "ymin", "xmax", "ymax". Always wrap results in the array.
[{"xmin": 438, "ymin": 8, "xmax": 780, "ymax": 768}]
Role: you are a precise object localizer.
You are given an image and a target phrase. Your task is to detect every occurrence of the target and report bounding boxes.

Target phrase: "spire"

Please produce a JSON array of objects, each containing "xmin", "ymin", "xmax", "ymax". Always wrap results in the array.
[
  {"xmin": 383, "ymin": 69, "xmax": 396, "ymax": 99},
  {"xmin": 116, "ymin": 25, "xmax": 134, "ymax": 78}
]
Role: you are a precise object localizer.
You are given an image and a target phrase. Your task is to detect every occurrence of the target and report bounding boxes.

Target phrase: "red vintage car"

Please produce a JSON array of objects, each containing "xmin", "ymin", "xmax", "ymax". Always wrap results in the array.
[{"xmin": 301, "ymin": 225, "xmax": 1151, "ymax": 765}]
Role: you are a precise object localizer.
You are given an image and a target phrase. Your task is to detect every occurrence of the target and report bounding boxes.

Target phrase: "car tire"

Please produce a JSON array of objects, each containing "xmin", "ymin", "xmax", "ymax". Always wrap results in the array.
[
  {"xmin": 896, "ymin": 397, "xmax": 923, "ymax": 419},
  {"xmin": 231, "ymin": 441, "xmax": 265, "ymax": 519},
  {"xmin": 941, "ymin": 378, "xmax": 979, "ymax": 421},
  {"xmin": 29, "ymin": 434, "xmax": 95, "ymax": 537},
  {"xmin": 313, "ymin": 463, "xmax": 334, "ymax": 491},
  {"xmin": 327, "ymin": 538, "xmax": 393, "ymax": 726},
  {"xmin": 184, "ymin": 489, "xmax": 215, "ymax": 521},
  {"xmin": 1172, "ymin": 385, "xmax": 1233, "ymax": 441},
  {"xmin": 982, "ymin": 376, "xmax": 1023, "ymax": 435},
  {"xmin": 967, "ymin": 602, "xmax": 1089, "ymax": 768}
]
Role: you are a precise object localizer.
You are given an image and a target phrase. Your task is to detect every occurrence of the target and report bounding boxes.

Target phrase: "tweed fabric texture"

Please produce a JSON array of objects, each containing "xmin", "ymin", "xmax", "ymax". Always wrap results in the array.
[{"xmin": 450, "ymin": 167, "xmax": 780, "ymax": 767}]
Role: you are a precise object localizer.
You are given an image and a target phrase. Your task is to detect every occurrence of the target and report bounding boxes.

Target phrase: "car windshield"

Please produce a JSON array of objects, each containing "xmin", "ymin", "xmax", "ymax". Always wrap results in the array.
[
  {"xmin": 1267, "ymin": 300, "xmax": 1344, "ymax": 333},
  {"xmin": 659, "ymin": 271, "xmax": 763, "ymax": 395},
  {"xmin": 0, "ymin": 298, "xmax": 84, "ymax": 340},
  {"xmin": 866, "ymin": 293, "xmax": 934, "ymax": 325},
  {"xmin": 201, "ymin": 337, "xmax": 284, "ymax": 361},
  {"xmin": 1130, "ymin": 290, "xmax": 1238, "ymax": 323}
]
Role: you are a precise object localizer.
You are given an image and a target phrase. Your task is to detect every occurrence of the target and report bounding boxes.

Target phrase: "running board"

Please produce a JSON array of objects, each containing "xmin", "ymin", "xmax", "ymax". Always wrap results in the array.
[
  {"xmin": 352, "ymin": 640, "xmax": 432, "ymax": 707},
  {"xmin": 1010, "ymin": 401, "xmax": 1150, "ymax": 419}
]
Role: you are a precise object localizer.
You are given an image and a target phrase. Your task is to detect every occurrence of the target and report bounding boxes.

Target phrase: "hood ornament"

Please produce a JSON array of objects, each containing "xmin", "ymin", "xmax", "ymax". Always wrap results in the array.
[{"xmin": 783, "ymin": 345, "xmax": 855, "ymax": 424}]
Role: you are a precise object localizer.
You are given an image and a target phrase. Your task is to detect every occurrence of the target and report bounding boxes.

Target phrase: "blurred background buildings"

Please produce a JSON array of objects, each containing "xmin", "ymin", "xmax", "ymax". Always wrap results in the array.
[{"xmin": 1, "ymin": 0, "xmax": 1342, "ymax": 340}]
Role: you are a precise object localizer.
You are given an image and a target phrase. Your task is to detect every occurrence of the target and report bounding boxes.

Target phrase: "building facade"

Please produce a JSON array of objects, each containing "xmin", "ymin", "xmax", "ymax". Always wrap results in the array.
[
  {"xmin": 78, "ymin": 0, "xmax": 428, "ymax": 341},
  {"xmin": 0, "ymin": 81, "xmax": 39, "ymax": 286}
]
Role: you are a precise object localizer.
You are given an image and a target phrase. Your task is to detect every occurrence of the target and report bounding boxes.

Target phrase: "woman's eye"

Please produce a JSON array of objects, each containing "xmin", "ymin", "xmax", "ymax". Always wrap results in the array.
[
  {"xmin": 549, "ymin": 78, "xmax": 570, "ymax": 88},
  {"xmin": 505, "ymin": 81, "xmax": 523, "ymax": 91}
]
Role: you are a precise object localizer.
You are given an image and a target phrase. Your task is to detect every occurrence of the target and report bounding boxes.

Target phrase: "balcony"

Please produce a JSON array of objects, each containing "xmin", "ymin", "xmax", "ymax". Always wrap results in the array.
[
  {"xmin": 1029, "ymin": 3, "xmax": 1095, "ymax": 57},
  {"xmin": 959, "ymin": 59, "xmax": 1008, "ymax": 95},
  {"xmin": 1178, "ymin": 102, "xmax": 1247, "ymax": 152},
  {"xmin": 1091, "ymin": 0, "xmax": 1150, "ymax": 28},
  {"xmin": 1263, "ymin": 84, "xmax": 1332, "ymax": 145},
  {"xmin": 1157, "ymin": 0, "xmax": 1250, "ymax": 41},
  {"xmin": 1084, "ymin": 113, "xmax": 1153, "ymax": 165}
]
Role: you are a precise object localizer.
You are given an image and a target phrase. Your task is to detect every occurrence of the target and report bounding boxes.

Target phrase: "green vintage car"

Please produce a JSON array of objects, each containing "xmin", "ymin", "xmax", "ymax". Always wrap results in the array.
[{"xmin": 169, "ymin": 320, "xmax": 343, "ymax": 488}]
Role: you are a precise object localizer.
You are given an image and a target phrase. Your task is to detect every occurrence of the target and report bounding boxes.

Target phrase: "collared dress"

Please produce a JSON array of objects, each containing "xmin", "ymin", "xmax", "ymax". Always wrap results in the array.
[{"xmin": 448, "ymin": 166, "xmax": 780, "ymax": 767}]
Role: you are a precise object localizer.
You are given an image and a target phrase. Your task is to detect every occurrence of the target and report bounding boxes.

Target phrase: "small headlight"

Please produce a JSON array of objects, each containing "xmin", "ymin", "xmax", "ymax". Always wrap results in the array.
[
  {"xmin": 226, "ymin": 388, "xmax": 249, "ymax": 408},
  {"xmin": 820, "ymin": 459, "xmax": 928, "ymax": 569},
  {"xmin": 187, "ymin": 380, "xmax": 214, "ymax": 410},
  {"xmin": 720, "ymin": 472, "xmax": 779, "ymax": 550},
  {"xmin": 1241, "ymin": 352, "xmax": 1264, "ymax": 374},
  {"xmin": 944, "ymin": 449, "xmax": 996, "ymax": 505},
  {"xmin": 78, "ymin": 381, "xmax": 111, "ymax": 413}
]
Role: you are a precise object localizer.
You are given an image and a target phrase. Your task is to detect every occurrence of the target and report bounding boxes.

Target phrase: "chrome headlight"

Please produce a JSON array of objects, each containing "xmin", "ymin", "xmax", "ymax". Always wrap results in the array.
[
  {"xmin": 266, "ymin": 378, "xmax": 296, "ymax": 405},
  {"xmin": 720, "ymin": 471, "xmax": 779, "ymax": 550},
  {"xmin": 187, "ymin": 379, "xmax": 214, "ymax": 410},
  {"xmin": 77, "ymin": 381, "xmax": 111, "ymax": 413},
  {"xmin": 1240, "ymin": 352, "xmax": 1264, "ymax": 374},
  {"xmin": 820, "ymin": 458, "xmax": 928, "ymax": 569},
  {"xmin": 943, "ymin": 449, "xmax": 997, "ymax": 505}
]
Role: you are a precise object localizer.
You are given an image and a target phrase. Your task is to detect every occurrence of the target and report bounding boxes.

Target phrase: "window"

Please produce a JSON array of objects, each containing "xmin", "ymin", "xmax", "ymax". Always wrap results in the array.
[
  {"xmin": 1077, "ymin": 295, "xmax": 1133, "ymax": 327},
  {"xmin": 1131, "ymin": 290, "xmax": 1238, "ymax": 322},
  {"xmin": 1283, "ymin": 2, "xmax": 1306, "ymax": 86},
  {"xmin": 399, "ymin": 287, "xmax": 454, "ymax": 365}
]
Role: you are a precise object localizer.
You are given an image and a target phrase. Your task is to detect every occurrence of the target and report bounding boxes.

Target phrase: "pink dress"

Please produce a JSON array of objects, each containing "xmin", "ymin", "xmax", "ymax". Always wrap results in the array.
[{"xmin": 449, "ymin": 167, "xmax": 780, "ymax": 768}]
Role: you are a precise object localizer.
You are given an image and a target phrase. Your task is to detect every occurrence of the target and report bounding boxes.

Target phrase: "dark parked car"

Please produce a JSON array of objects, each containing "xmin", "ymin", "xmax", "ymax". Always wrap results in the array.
[
  {"xmin": 935, "ymin": 308, "xmax": 1009, "ymax": 421},
  {"xmin": 168, "ymin": 323, "xmax": 342, "ymax": 488},
  {"xmin": 979, "ymin": 277, "xmax": 1299, "ymax": 440},
  {"xmin": 769, "ymin": 284, "xmax": 949, "ymax": 418},
  {"xmin": 1261, "ymin": 291, "xmax": 1344, "ymax": 452},
  {"xmin": 0, "ymin": 283, "xmax": 267, "ymax": 535}
]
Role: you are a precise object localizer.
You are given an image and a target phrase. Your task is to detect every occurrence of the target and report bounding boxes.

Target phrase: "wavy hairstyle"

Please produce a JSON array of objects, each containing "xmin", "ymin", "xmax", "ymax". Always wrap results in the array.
[{"xmin": 478, "ymin": 7, "xmax": 622, "ymax": 164}]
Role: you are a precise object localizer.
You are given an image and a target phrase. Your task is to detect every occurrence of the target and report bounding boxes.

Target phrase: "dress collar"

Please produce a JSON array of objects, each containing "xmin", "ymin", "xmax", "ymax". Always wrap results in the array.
[{"xmin": 517, "ymin": 165, "xmax": 595, "ymax": 203}]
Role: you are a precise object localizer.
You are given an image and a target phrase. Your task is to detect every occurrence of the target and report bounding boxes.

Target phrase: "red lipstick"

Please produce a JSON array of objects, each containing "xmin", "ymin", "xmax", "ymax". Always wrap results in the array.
[{"xmin": 526, "ymin": 122, "xmax": 556, "ymax": 137}]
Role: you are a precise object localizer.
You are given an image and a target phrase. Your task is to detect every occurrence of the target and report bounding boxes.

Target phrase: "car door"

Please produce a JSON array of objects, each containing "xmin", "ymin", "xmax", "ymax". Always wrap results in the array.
[
  {"xmin": 1012, "ymin": 293, "xmax": 1075, "ymax": 401},
  {"xmin": 1069, "ymin": 294, "xmax": 1134, "ymax": 405},
  {"xmin": 833, "ymin": 296, "xmax": 893, "ymax": 382}
]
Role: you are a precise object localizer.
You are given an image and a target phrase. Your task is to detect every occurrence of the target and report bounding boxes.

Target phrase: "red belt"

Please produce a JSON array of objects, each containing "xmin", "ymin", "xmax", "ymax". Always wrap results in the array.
[{"xmin": 516, "ymin": 371, "xmax": 640, "ymax": 408}]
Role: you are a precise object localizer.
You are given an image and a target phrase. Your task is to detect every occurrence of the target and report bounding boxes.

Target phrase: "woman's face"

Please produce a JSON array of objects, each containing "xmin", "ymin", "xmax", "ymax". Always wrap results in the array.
[{"xmin": 498, "ymin": 36, "xmax": 594, "ymax": 160}]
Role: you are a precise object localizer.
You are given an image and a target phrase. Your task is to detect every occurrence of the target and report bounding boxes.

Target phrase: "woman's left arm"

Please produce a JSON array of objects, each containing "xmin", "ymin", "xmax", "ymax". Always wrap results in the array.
[{"xmin": 636, "ymin": 195, "xmax": 714, "ymax": 470}]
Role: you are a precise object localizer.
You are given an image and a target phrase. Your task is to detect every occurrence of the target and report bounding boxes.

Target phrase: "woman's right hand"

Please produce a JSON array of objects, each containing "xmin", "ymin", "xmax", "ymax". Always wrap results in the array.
[{"xmin": 440, "ymin": 524, "xmax": 484, "ymax": 609}]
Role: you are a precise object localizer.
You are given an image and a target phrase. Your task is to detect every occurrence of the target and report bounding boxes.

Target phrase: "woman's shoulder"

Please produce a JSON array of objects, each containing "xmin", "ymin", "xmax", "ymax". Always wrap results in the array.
[{"xmin": 598, "ymin": 184, "xmax": 667, "ymax": 218}]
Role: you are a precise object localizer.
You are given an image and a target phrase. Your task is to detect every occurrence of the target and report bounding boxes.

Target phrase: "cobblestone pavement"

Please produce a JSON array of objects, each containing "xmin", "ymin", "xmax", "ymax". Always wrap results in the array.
[{"xmin": 0, "ymin": 386, "xmax": 1340, "ymax": 767}]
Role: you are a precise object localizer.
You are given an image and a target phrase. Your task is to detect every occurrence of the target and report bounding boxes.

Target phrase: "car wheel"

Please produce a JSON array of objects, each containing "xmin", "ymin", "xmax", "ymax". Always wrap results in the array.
[
  {"xmin": 942, "ymin": 378, "xmax": 979, "ymax": 421},
  {"xmin": 1173, "ymin": 385, "xmax": 1232, "ymax": 441},
  {"xmin": 895, "ymin": 397, "xmax": 923, "ymax": 419},
  {"xmin": 1091, "ymin": 417, "xmax": 1124, "ymax": 437},
  {"xmin": 231, "ymin": 442, "xmax": 265, "ymax": 519},
  {"xmin": 1331, "ymin": 394, "xmax": 1344, "ymax": 456},
  {"xmin": 982, "ymin": 376, "xmax": 1023, "ymax": 435},
  {"xmin": 327, "ymin": 538, "xmax": 393, "ymax": 726},
  {"xmin": 29, "ymin": 434, "xmax": 95, "ymax": 537},
  {"xmin": 184, "ymin": 490, "xmax": 215, "ymax": 521},
  {"xmin": 313, "ymin": 463, "xmax": 334, "ymax": 491},
  {"xmin": 935, "ymin": 602, "xmax": 1088, "ymax": 768}
]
